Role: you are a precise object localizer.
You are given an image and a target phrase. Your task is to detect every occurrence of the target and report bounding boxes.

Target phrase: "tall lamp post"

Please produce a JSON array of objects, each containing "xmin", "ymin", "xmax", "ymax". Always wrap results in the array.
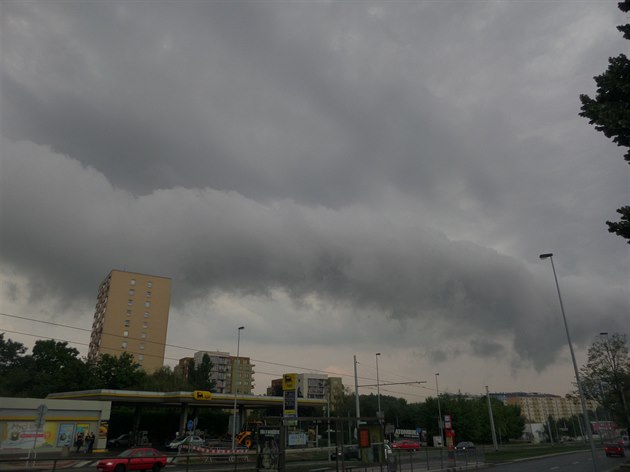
[
  {"xmin": 539, "ymin": 253, "xmax": 599, "ymax": 471},
  {"xmin": 376, "ymin": 353, "xmax": 382, "ymax": 422},
  {"xmin": 435, "ymin": 373, "xmax": 443, "ymax": 446},
  {"xmin": 231, "ymin": 326, "xmax": 244, "ymax": 450}
]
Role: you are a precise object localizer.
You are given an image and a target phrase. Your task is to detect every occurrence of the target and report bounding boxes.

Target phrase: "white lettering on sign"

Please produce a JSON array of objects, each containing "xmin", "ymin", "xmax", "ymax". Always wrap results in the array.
[
  {"xmin": 259, "ymin": 429, "xmax": 280, "ymax": 435},
  {"xmin": 395, "ymin": 429, "xmax": 420, "ymax": 437}
]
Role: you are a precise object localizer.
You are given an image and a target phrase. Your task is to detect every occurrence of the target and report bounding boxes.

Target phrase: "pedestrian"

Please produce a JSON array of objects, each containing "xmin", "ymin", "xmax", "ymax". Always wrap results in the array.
[
  {"xmin": 75, "ymin": 432, "xmax": 84, "ymax": 453},
  {"xmin": 86, "ymin": 432, "xmax": 95, "ymax": 453}
]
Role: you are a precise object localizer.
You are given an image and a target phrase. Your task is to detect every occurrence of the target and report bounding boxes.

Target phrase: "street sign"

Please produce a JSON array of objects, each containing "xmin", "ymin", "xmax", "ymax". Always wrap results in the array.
[
  {"xmin": 282, "ymin": 373, "xmax": 297, "ymax": 391},
  {"xmin": 187, "ymin": 420, "xmax": 194, "ymax": 431},
  {"xmin": 283, "ymin": 389, "xmax": 297, "ymax": 417}
]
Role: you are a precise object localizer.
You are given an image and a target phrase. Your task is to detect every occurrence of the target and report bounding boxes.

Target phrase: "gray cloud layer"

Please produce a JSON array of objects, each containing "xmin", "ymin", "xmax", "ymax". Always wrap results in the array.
[{"xmin": 1, "ymin": 1, "xmax": 628, "ymax": 392}]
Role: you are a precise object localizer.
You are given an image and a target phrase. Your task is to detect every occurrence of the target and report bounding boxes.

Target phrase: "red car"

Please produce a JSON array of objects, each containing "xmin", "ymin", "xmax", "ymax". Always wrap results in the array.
[
  {"xmin": 605, "ymin": 442, "xmax": 626, "ymax": 457},
  {"xmin": 391, "ymin": 439, "xmax": 421, "ymax": 451},
  {"xmin": 97, "ymin": 447, "xmax": 168, "ymax": 472}
]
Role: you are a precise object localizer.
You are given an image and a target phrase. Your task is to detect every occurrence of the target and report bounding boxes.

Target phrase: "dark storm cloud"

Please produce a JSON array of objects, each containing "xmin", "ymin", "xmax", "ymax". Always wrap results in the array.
[
  {"xmin": 0, "ymin": 0, "xmax": 512, "ymax": 206},
  {"xmin": 1, "ymin": 137, "xmax": 626, "ymax": 370},
  {"xmin": 1, "ymin": 0, "xmax": 629, "ymax": 385}
]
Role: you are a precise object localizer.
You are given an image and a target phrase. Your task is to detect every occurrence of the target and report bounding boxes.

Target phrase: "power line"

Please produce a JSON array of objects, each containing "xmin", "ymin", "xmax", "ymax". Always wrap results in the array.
[
  {"xmin": 1, "ymin": 311, "xmax": 438, "ymax": 401},
  {"xmin": 0, "ymin": 312, "xmax": 373, "ymax": 384}
]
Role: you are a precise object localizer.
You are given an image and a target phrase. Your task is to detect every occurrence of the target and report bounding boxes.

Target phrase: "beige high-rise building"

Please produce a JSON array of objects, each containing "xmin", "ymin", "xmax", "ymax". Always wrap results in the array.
[
  {"xmin": 228, "ymin": 355, "xmax": 254, "ymax": 394},
  {"xmin": 88, "ymin": 270, "xmax": 171, "ymax": 372},
  {"xmin": 504, "ymin": 393, "xmax": 599, "ymax": 424}
]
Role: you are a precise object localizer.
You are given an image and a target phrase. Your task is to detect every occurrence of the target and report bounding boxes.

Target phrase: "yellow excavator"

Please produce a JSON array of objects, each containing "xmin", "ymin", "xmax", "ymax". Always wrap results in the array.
[{"xmin": 234, "ymin": 421, "xmax": 264, "ymax": 449}]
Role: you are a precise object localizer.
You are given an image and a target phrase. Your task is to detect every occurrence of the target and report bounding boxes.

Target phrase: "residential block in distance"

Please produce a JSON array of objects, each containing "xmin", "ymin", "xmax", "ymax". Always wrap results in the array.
[{"xmin": 189, "ymin": 350, "xmax": 255, "ymax": 394}]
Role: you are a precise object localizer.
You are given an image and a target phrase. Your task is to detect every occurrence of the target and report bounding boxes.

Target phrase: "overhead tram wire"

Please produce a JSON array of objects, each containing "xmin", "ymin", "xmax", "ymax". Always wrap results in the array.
[
  {"xmin": 1, "ymin": 311, "xmax": 433, "ymax": 399},
  {"xmin": 0, "ymin": 311, "xmax": 366, "ymax": 385},
  {"xmin": 357, "ymin": 358, "xmax": 435, "ymax": 399},
  {"xmin": 1, "ymin": 312, "xmax": 388, "ymax": 383},
  {"xmin": 2, "ymin": 326, "xmax": 431, "ymax": 400},
  {"xmin": 1, "ymin": 311, "xmax": 431, "ymax": 399}
]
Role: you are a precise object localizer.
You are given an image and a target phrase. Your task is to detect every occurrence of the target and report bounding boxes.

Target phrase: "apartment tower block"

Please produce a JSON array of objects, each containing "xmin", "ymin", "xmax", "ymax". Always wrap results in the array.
[{"xmin": 88, "ymin": 270, "xmax": 171, "ymax": 372}]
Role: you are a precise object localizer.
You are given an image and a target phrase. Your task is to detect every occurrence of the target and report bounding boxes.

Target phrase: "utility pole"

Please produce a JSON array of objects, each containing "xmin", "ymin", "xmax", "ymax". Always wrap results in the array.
[
  {"xmin": 354, "ymin": 355, "xmax": 360, "ymax": 424},
  {"xmin": 486, "ymin": 386, "xmax": 498, "ymax": 451}
]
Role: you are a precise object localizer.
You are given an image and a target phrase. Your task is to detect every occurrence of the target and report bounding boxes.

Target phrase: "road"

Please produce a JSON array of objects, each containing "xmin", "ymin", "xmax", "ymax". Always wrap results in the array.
[
  {"xmin": 2, "ymin": 449, "xmax": 627, "ymax": 472},
  {"xmin": 488, "ymin": 449, "xmax": 625, "ymax": 472}
]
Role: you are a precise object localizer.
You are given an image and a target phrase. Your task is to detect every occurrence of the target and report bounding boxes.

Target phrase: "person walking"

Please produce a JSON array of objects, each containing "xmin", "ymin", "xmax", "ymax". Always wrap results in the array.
[
  {"xmin": 86, "ymin": 432, "xmax": 95, "ymax": 453},
  {"xmin": 75, "ymin": 432, "xmax": 84, "ymax": 453}
]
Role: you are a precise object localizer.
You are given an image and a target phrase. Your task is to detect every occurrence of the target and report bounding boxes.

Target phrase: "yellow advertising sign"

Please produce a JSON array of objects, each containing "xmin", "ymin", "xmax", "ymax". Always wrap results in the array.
[
  {"xmin": 282, "ymin": 373, "xmax": 298, "ymax": 391},
  {"xmin": 193, "ymin": 390, "xmax": 212, "ymax": 400}
]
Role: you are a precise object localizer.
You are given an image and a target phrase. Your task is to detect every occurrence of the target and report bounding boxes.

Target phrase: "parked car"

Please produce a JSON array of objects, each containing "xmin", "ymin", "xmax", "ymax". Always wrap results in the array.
[
  {"xmin": 107, "ymin": 434, "xmax": 130, "ymax": 449},
  {"xmin": 605, "ymin": 442, "xmax": 626, "ymax": 457},
  {"xmin": 330, "ymin": 445, "xmax": 360, "ymax": 460},
  {"xmin": 455, "ymin": 441, "xmax": 475, "ymax": 451},
  {"xmin": 96, "ymin": 447, "xmax": 167, "ymax": 472},
  {"xmin": 166, "ymin": 435, "xmax": 205, "ymax": 450},
  {"xmin": 391, "ymin": 439, "xmax": 421, "ymax": 451}
]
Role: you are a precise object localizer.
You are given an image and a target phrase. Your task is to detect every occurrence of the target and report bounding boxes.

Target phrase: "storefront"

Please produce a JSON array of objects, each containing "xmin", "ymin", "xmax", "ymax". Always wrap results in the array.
[{"xmin": 0, "ymin": 397, "xmax": 111, "ymax": 454}]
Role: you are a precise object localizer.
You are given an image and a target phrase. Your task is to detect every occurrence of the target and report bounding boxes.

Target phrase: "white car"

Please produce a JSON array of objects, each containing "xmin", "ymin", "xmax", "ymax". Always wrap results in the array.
[{"xmin": 167, "ymin": 435, "xmax": 205, "ymax": 449}]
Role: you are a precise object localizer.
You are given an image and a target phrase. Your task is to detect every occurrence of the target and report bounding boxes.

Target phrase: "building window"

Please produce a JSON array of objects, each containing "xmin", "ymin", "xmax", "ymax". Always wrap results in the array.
[
  {"xmin": 144, "ymin": 312, "xmax": 150, "ymax": 318},
  {"xmin": 121, "ymin": 341, "xmax": 128, "ymax": 349},
  {"xmin": 129, "ymin": 289, "xmax": 135, "ymax": 296},
  {"xmin": 146, "ymin": 291, "xmax": 151, "ymax": 297},
  {"xmin": 143, "ymin": 321, "xmax": 148, "ymax": 329},
  {"xmin": 144, "ymin": 301, "xmax": 151, "ymax": 308},
  {"xmin": 124, "ymin": 320, "xmax": 130, "ymax": 327},
  {"xmin": 123, "ymin": 330, "xmax": 129, "ymax": 337},
  {"xmin": 147, "ymin": 281, "xmax": 153, "ymax": 288},
  {"xmin": 127, "ymin": 300, "xmax": 133, "ymax": 306},
  {"xmin": 139, "ymin": 343, "xmax": 145, "ymax": 350},
  {"xmin": 127, "ymin": 309, "xmax": 132, "ymax": 315},
  {"xmin": 130, "ymin": 279, "xmax": 136, "ymax": 286},
  {"xmin": 141, "ymin": 332, "xmax": 147, "ymax": 339},
  {"xmin": 138, "ymin": 355, "xmax": 144, "ymax": 361}
]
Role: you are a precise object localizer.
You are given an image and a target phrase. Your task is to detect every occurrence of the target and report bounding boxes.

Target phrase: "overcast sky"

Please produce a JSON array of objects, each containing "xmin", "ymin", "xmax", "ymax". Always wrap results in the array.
[{"xmin": 1, "ymin": 0, "xmax": 629, "ymax": 403}]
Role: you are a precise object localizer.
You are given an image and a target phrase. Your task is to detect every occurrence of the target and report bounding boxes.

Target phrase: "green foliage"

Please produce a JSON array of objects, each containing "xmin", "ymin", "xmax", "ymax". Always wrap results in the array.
[
  {"xmin": 91, "ymin": 352, "xmax": 146, "ymax": 389},
  {"xmin": 606, "ymin": 206, "xmax": 630, "ymax": 242},
  {"xmin": 579, "ymin": 1, "xmax": 630, "ymax": 243},
  {"xmin": 25, "ymin": 339, "xmax": 94, "ymax": 397},
  {"xmin": 0, "ymin": 333, "xmax": 27, "ymax": 374},
  {"xmin": 187, "ymin": 354, "xmax": 216, "ymax": 391},
  {"xmin": 324, "ymin": 387, "xmax": 524, "ymax": 445},
  {"xmin": 580, "ymin": 333, "xmax": 630, "ymax": 429},
  {"xmin": 618, "ymin": 1, "xmax": 630, "ymax": 40},
  {"xmin": 138, "ymin": 365, "xmax": 189, "ymax": 391}
]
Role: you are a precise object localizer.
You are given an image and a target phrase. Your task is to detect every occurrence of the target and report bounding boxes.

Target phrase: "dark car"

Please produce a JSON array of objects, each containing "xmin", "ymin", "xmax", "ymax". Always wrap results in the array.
[
  {"xmin": 96, "ymin": 447, "xmax": 167, "ymax": 472},
  {"xmin": 605, "ymin": 442, "xmax": 626, "ymax": 457},
  {"xmin": 107, "ymin": 434, "xmax": 130, "ymax": 449},
  {"xmin": 455, "ymin": 441, "xmax": 475, "ymax": 451},
  {"xmin": 330, "ymin": 445, "xmax": 360, "ymax": 460},
  {"xmin": 391, "ymin": 439, "xmax": 421, "ymax": 451}
]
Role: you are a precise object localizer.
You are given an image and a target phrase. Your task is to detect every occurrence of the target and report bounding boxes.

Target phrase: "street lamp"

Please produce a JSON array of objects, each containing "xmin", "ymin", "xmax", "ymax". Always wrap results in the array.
[
  {"xmin": 539, "ymin": 253, "xmax": 599, "ymax": 471},
  {"xmin": 231, "ymin": 326, "xmax": 244, "ymax": 450},
  {"xmin": 435, "ymin": 373, "xmax": 443, "ymax": 446},
  {"xmin": 376, "ymin": 353, "xmax": 382, "ymax": 421}
]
